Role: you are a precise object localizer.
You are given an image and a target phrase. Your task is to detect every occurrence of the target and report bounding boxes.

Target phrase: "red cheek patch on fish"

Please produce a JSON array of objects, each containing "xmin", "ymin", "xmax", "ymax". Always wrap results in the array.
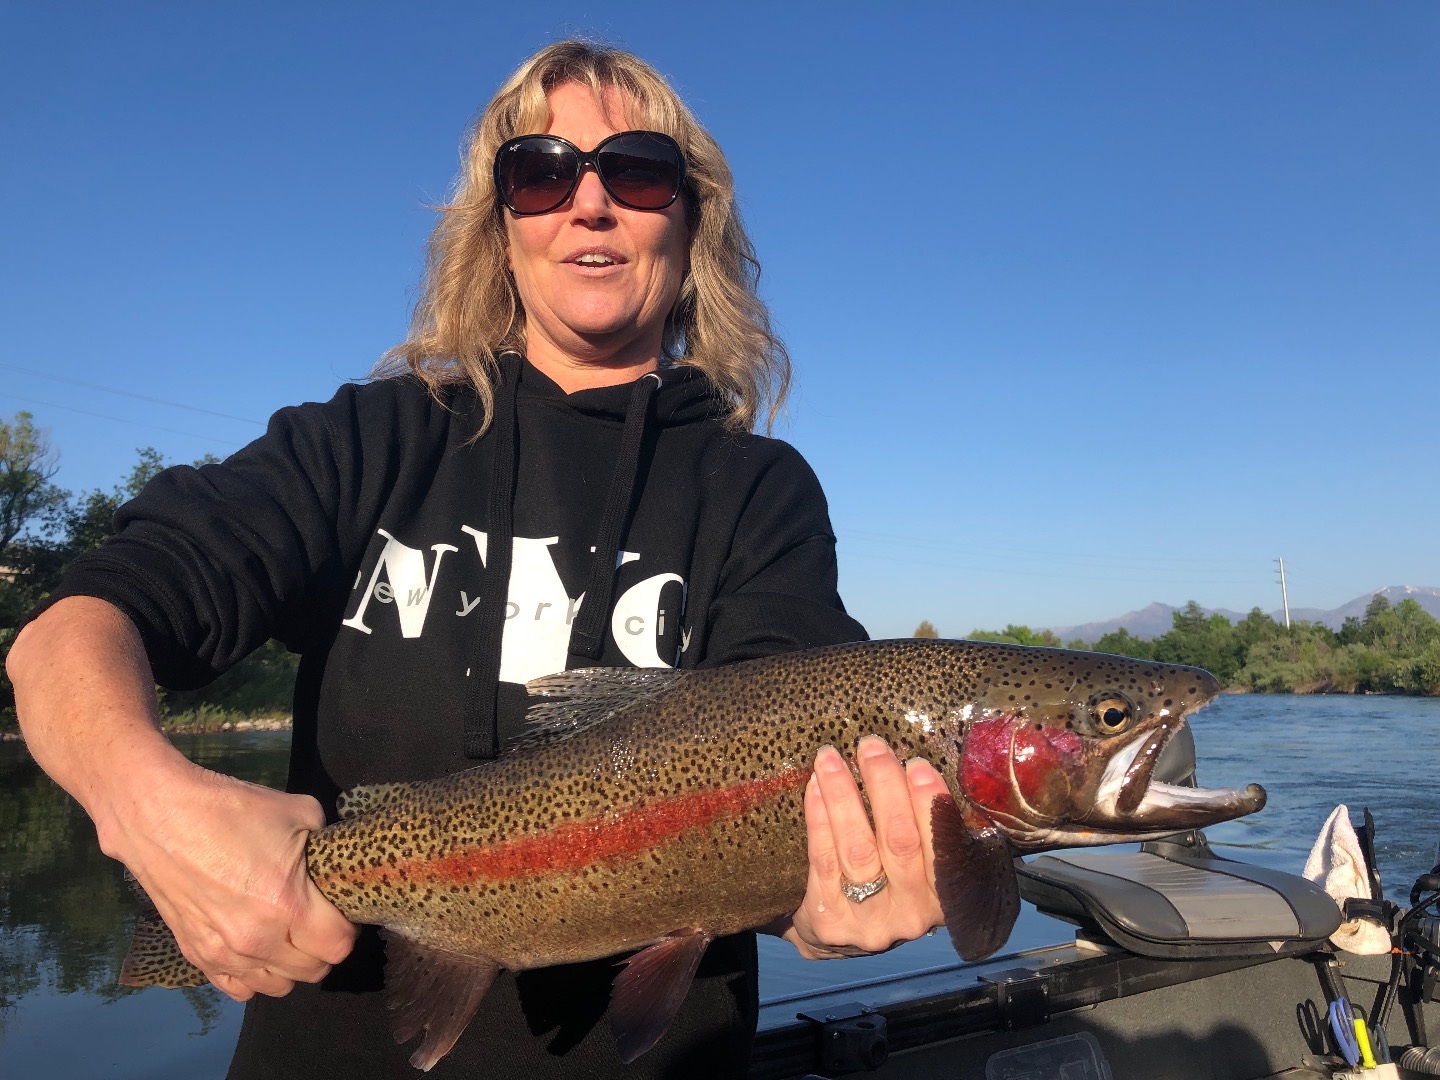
[
  {"xmin": 962, "ymin": 714, "xmax": 1084, "ymax": 816},
  {"xmin": 339, "ymin": 767, "xmax": 814, "ymax": 888},
  {"xmin": 961, "ymin": 715, "xmax": 1018, "ymax": 815}
]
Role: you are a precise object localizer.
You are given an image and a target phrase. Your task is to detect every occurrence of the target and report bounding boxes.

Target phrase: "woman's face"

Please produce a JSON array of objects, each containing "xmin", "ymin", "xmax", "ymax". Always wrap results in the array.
[{"xmin": 504, "ymin": 81, "xmax": 690, "ymax": 391}]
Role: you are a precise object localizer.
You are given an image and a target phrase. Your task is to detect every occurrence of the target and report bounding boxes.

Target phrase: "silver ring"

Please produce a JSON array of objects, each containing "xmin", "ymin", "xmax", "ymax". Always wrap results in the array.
[{"xmin": 840, "ymin": 873, "xmax": 888, "ymax": 903}]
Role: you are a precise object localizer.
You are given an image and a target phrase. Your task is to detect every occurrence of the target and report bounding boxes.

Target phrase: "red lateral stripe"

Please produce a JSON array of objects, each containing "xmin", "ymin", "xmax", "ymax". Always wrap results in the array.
[{"xmin": 338, "ymin": 767, "xmax": 813, "ymax": 888}]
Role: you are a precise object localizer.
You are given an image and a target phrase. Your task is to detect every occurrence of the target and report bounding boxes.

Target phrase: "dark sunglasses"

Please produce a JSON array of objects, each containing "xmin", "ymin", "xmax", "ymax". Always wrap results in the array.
[{"xmin": 493, "ymin": 130, "xmax": 687, "ymax": 216}]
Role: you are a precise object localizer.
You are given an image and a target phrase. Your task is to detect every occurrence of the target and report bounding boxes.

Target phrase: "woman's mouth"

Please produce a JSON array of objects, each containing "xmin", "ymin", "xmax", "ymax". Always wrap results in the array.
[{"xmin": 567, "ymin": 249, "xmax": 625, "ymax": 269}]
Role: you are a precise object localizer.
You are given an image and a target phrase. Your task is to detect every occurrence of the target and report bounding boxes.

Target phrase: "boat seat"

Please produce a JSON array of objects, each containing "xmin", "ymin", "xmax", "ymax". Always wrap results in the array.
[{"xmin": 1014, "ymin": 724, "xmax": 1343, "ymax": 960}]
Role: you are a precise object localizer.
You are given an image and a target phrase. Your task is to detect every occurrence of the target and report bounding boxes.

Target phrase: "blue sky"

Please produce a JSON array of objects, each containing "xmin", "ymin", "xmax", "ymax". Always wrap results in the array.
[{"xmin": 2, "ymin": 2, "xmax": 1436, "ymax": 638}]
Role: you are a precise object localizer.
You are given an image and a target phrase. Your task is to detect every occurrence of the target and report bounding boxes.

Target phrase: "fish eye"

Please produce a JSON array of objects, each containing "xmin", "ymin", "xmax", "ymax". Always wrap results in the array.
[{"xmin": 1088, "ymin": 693, "xmax": 1135, "ymax": 735}]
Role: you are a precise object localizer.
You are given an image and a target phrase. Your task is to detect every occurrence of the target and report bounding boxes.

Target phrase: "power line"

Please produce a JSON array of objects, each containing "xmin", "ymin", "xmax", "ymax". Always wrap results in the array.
[
  {"xmin": 0, "ymin": 393, "xmax": 245, "ymax": 448},
  {"xmin": 0, "ymin": 362, "xmax": 264, "ymax": 426}
]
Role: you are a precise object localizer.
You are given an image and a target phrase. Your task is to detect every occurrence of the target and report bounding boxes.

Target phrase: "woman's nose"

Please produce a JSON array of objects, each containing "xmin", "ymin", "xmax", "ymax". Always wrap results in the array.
[{"xmin": 567, "ymin": 165, "xmax": 614, "ymax": 220}]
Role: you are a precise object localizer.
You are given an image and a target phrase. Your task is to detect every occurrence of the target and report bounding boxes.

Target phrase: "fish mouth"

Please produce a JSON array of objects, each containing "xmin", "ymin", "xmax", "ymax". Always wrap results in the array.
[{"xmin": 1091, "ymin": 719, "xmax": 1266, "ymax": 831}]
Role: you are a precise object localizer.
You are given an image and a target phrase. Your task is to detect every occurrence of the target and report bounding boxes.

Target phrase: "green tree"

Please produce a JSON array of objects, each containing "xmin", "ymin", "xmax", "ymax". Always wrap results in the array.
[
  {"xmin": 0, "ymin": 412, "xmax": 68, "ymax": 550},
  {"xmin": 1233, "ymin": 607, "xmax": 1283, "ymax": 651},
  {"xmin": 1335, "ymin": 598, "xmax": 1440, "ymax": 693},
  {"xmin": 1090, "ymin": 627, "xmax": 1155, "ymax": 660},
  {"xmin": 51, "ymin": 447, "xmax": 168, "ymax": 559},
  {"xmin": 1336, "ymin": 615, "xmax": 1365, "ymax": 646},
  {"xmin": 968, "ymin": 624, "xmax": 1061, "ymax": 647},
  {"xmin": 1148, "ymin": 601, "xmax": 1244, "ymax": 682},
  {"xmin": 1236, "ymin": 620, "xmax": 1342, "ymax": 693},
  {"xmin": 2, "ymin": 440, "xmax": 219, "ymax": 728},
  {"xmin": 912, "ymin": 620, "xmax": 939, "ymax": 638},
  {"xmin": 1382, "ymin": 599, "xmax": 1440, "ymax": 651}
]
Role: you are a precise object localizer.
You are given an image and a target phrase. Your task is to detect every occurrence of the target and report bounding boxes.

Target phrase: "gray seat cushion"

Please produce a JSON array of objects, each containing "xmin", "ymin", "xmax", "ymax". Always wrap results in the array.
[{"xmin": 1016, "ymin": 845, "xmax": 1342, "ymax": 959}]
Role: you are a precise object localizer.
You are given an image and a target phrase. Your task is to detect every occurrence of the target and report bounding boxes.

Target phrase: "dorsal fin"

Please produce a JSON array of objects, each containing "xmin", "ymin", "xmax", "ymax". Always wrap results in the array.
[
  {"xmin": 510, "ymin": 667, "xmax": 689, "ymax": 753},
  {"xmin": 336, "ymin": 782, "xmax": 404, "ymax": 820},
  {"xmin": 381, "ymin": 930, "xmax": 501, "ymax": 1072}
]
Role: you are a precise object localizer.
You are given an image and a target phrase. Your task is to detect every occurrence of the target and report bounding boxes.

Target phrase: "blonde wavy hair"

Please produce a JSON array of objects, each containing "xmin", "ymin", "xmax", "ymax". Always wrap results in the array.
[{"xmin": 376, "ymin": 40, "xmax": 790, "ymax": 433}]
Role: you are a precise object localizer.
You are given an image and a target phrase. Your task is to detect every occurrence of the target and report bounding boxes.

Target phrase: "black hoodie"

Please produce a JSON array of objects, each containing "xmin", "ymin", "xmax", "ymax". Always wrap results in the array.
[{"xmin": 49, "ymin": 357, "xmax": 865, "ymax": 1079}]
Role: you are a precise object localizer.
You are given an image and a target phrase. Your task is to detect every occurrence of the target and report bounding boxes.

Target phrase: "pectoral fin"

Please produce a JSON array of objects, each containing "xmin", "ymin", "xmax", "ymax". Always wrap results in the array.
[
  {"xmin": 381, "ymin": 931, "xmax": 501, "ymax": 1072},
  {"xmin": 930, "ymin": 796, "xmax": 1020, "ymax": 961},
  {"xmin": 608, "ymin": 930, "xmax": 712, "ymax": 1064}
]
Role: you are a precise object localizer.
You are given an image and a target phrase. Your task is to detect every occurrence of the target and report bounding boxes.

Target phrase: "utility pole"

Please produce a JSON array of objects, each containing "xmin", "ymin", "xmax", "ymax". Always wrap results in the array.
[{"xmin": 1274, "ymin": 558, "xmax": 1291, "ymax": 629}]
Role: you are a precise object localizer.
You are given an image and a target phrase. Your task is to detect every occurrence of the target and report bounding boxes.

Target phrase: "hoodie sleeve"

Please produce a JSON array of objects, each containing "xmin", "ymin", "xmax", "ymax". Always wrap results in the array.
[
  {"xmin": 700, "ymin": 444, "xmax": 867, "ymax": 667},
  {"xmin": 39, "ymin": 381, "xmax": 410, "ymax": 689}
]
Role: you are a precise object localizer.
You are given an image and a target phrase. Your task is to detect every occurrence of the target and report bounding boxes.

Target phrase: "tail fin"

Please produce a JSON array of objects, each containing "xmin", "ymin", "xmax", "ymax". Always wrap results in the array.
[{"xmin": 119, "ymin": 871, "xmax": 208, "ymax": 988}]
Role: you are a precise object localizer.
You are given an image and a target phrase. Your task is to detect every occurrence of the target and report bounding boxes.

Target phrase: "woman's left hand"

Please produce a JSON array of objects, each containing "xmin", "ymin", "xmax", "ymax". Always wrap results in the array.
[{"xmin": 776, "ymin": 736, "xmax": 949, "ymax": 959}]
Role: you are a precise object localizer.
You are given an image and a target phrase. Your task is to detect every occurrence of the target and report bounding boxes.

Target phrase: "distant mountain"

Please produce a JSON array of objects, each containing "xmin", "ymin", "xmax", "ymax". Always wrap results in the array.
[
  {"xmin": 1043, "ymin": 585, "xmax": 1440, "ymax": 642},
  {"xmin": 1044, "ymin": 603, "xmax": 1243, "ymax": 644},
  {"xmin": 1285, "ymin": 585, "xmax": 1440, "ymax": 628}
]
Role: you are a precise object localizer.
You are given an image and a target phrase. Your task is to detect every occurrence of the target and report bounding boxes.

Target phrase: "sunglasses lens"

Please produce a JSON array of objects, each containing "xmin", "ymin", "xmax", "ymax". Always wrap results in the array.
[
  {"xmin": 498, "ymin": 140, "xmax": 578, "ymax": 214},
  {"xmin": 596, "ymin": 133, "xmax": 683, "ymax": 210}
]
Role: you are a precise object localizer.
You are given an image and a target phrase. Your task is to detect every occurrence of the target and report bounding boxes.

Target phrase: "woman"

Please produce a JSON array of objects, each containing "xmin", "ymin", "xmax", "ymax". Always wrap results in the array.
[{"xmin": 8, "ymin": 41, "xmax": 946, "ymax": 1078}]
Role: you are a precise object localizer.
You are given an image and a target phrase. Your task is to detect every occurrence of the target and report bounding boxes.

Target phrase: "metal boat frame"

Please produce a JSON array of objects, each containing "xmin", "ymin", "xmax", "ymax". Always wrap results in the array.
[{"xmin": 751, "ymin": 937, "xmax": 1436, "ymax": 1078}]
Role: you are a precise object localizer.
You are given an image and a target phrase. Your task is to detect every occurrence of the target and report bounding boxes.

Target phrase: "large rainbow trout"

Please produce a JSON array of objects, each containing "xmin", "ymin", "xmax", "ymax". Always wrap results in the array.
[{"xmin": 121, "ymin": 639, "xmax": 1265, "ymax": 1070}]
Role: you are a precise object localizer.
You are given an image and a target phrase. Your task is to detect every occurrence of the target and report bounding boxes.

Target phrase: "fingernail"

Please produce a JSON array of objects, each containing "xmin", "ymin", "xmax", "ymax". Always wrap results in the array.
[
  {"xmin": 857, "ymin": 735, "xmax": 892, "ymax": 761},
  {"xmin": 816, "ymin": 746, "xmax": 846, "ymax": 774},
  {"xmin": 906, "ymin": 758, "xmax": 946, "ymax": 789}
]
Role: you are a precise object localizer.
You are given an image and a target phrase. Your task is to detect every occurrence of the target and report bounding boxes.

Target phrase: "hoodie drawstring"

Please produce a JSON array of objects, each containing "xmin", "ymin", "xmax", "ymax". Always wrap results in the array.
[
  {"xmin": 462, "ymin": 358, "xmax": 659, "ymax": 758},
  {"xmin": 569, "ymin": 371, "xmax": 660, "ymax": 660},
  {"xmin": 463, "ymin": 352, "xmax": 521, "ymax": 760}
]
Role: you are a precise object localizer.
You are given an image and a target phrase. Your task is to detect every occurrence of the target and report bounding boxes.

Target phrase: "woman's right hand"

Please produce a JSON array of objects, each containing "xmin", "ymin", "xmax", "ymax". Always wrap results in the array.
[
  {"xmin": 104, "ymin": 761, "xmax": 357, "ymax": 1001},
  {"xmin": 775, "ymin": 739, "xmax": 946, "ymax": 960},
  {"xmin": 7, "ymin": 596, "xmax": 356, "ymax": 1001}
]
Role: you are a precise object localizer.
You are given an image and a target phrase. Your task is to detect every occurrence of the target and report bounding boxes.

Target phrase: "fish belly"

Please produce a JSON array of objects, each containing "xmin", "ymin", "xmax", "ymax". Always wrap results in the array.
[{"xmin": 310, "ymin": 754, "xmax": 816, "ymax": 971}]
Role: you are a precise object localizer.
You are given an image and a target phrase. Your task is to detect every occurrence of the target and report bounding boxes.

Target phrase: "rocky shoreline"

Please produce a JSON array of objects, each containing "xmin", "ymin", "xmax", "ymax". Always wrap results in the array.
[{"xmin": 198, "ymin": 716, "xmax": 293, "ymax": 733}]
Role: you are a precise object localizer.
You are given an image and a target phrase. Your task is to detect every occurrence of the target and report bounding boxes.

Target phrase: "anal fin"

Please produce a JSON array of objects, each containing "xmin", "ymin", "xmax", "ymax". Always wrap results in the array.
[
  {"xmin": 930, "ymin": 796, "xmax": 1020, "ymax": 961},
  {"xmin": 608, "ymin": 930, "xmax": 712, "ymax": 1064},
  {"xmin": 381, "ymin": 930, "xmax": 501, "ymax": 1072}
]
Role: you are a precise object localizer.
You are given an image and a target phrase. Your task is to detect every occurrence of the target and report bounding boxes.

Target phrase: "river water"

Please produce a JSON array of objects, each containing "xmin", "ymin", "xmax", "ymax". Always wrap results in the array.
[{"xmin": 2, "ymin": 695, "xmax": 1437, "ymax": 1078}]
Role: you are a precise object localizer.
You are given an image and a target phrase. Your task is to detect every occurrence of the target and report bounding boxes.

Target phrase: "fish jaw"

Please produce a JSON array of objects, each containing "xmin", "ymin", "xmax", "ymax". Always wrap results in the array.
[
  {"xmin": 1002, "ymin": 717, "xmax": 1267, "ymax": 849},
  {"xmin": 1085, "ymin": 716, "xmax": 1267, "ymax": 832}
]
